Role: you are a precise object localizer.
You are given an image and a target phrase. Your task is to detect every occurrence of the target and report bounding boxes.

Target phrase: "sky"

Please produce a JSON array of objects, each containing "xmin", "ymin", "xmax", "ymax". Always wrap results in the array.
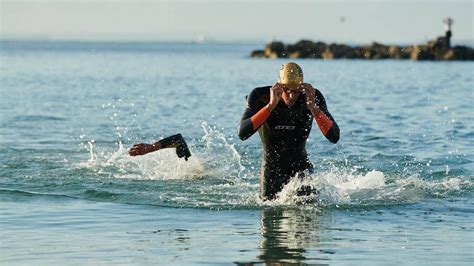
[{"xmin": 1, "ymin": 0, "xmax": 473, "ymax": 45}]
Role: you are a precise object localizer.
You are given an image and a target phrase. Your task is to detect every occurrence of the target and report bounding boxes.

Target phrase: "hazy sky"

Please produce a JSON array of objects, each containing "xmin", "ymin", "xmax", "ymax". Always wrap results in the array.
[{"xmin": 1, "ymin": 0, "xmax": 473, "ymax": 44}]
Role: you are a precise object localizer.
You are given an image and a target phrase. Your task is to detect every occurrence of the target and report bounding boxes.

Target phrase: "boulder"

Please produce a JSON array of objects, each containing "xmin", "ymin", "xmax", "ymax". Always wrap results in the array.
[
  {"xmin": 313, "ymin": 42, "xmax": 328, "ymax": 58},
  {"xmin": 401, "ymin": 46, "xmax": 412, "ymax": 59},
  {"xmin": 321, "ymin": 49, "xmax": 334, "ymax": 60},
  {"xmin": 264, "ymin": 41, "xmax": 285, "ymax": 58},
  {"xmin": 410, "ymin": 45, "xmax": 435, "ymax": 60},
  {"xmin": 288, "ymin": 51, "xmax": 302, "ymax": 59},
  {"xmin": 363, "ymin": 42, "xmax": 390, "ymax": 59},
  {"xmin": 324, "ymin": 44, "xmax": 353, "ymax": 59},
  {"xmin": 443, "ymin": 46, "xmax": 474, "ymax": 60},
  {"xmin": 286, "ymin": 40, "xmax": 327, "ymax": 58},
  {"xmin": 343, "ymin": 47, "xmax": 365, "ymax": 59},
  {"xmin": 388, "ymin": 46, "xmax": 411, "ymax": 59}
]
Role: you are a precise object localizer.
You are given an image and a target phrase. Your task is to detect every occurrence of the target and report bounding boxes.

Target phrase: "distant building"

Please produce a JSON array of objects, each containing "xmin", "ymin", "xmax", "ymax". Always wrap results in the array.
[{"xmin": 443, "ymin": 17, "xmax": 454, "ymax": 48}]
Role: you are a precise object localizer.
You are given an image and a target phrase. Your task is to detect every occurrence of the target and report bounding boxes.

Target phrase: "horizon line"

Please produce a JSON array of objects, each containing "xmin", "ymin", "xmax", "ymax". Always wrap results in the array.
[{"xmin": 1, "ymin": 37, "xmax": 474, "ymax": 48}]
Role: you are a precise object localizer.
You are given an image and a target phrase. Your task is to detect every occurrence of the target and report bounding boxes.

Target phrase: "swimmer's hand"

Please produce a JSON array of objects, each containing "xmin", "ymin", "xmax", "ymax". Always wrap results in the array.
[
  {"xmin": 302, "ymin": 83, "xmax": 321, "ymax": 114},
  {"xmin": 129, "ymin": 143, "xmax": 160, "ymax": 156},
  {"xmin": 268, "ymin": 83, "xmax": 284, "ymax": 111}
]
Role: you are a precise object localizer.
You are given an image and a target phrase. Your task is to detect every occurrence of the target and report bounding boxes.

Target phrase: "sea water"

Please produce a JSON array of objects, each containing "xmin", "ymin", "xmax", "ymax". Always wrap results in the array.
[{"xmin": 0, "ymin": 41, "xmax": 473, "ymax": 265}]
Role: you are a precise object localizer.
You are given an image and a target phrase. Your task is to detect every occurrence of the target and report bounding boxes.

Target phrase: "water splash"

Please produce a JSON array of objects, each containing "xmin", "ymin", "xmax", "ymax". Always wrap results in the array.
[
  {"xmin": 198, "ymin": 122, "xmax": 246, "ymax": 181},
  {"xmin": 87, "ymin": 140, "xmax": 95, "ymax": 161},
  {"xmin": 76, "ymin": 123, "xmax": 472, "ymax": 209},
  {"xmin": 269, "ymin": 169, "xmax": 472, "ymax": 208},
  {"xmin": 77, "ymin": 122, "xmax": 245, "ymax": 182}
]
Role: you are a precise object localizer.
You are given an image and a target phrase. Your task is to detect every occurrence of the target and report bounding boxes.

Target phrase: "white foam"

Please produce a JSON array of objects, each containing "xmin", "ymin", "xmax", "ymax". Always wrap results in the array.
[
  {"xmin": 76, "ymin": 123, "xmax": 472, "ymax": 208},
  {"xmin": 76, "ymin": 122, "xmax": 245, "ymax": 181},
  {"xmin": 265, "ymin": 169, "xmax": 383, "ymax": 206},
  {"xmin": 267, "ymin": 168, "xmax": 472, "ymax": 207}
]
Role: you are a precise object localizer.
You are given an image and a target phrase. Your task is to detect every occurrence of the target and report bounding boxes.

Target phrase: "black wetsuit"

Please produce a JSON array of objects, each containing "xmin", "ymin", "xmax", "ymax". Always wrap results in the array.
[{"xmin": 238, "ymin": 86, "xmax": 339, "ymax": 200}]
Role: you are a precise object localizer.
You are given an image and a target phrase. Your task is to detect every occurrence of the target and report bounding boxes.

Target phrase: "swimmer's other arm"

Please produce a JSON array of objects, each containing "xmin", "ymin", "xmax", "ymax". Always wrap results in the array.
[
  {"xmin": 310, "ymin": 106, "xmax": 340, "ymax": 143},
  {"xmin": 238, "ymin": 105, "xmax": 271, "ymax": 140},
  {"xmin": 238, "ymin": 85, "xmax": 282, "ymax": 140},
  {"xmin": 303, "ymin": 84, "xmax": 340, "ymax": 144}
]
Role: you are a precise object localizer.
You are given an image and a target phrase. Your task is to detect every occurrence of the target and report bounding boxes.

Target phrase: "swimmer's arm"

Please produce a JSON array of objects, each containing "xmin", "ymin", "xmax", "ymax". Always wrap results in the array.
[
  {"xmin": 128, "ymin": 134, "xmax": 184, "ymax": 156},
  {"xmin": 238, "ymin": 105, "xmax": 271, "ymax": 140},
  {"xmin": 238, "ymin": 90, "xmax": 270, "ymax": 140},
  {"xmin": 129, "ymin": 142, "xmax": 162, "ymax": 156},
  {"xmin": 310, "ymin": 92, "xmax": 340, "ymax": 144}
]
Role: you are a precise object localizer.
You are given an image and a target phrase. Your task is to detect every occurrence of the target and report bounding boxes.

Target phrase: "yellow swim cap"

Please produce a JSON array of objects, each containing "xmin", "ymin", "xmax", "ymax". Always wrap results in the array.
[{"xmin": 278, "ymin": 62, "xmax": 303, "ymax": 87}]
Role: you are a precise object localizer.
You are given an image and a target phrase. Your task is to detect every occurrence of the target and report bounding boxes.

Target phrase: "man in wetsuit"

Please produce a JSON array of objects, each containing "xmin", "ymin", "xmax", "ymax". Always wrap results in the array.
[{"xmin": 238, "ymin": 62, "xmax": 339, "ymax": 200}]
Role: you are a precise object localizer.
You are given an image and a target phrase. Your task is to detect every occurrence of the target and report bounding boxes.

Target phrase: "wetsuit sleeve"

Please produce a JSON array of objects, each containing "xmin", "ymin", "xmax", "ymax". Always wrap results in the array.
[
  {"xmin": 314, "ymin": 90, "xmax": 340, "ymax": 144},
  {"xmin": 238, "ymin": 89, "xmax": 269, "ymax": 140}
]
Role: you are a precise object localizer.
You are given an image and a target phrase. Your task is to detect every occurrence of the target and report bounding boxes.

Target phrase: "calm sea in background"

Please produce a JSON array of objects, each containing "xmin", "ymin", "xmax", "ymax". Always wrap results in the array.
[{"xmin": 0, "ymin": 41, "xmax": 473, "ymax": 265}]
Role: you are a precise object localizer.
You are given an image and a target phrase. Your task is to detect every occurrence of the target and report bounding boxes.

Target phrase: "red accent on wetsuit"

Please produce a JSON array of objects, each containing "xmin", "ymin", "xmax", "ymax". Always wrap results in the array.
[
  {"xmin": 315, "ymin": 111, "xmax": 333, "ymax": 135},
  {"xmin": 250, "ymin": 106, "xmax": 270, "ymax": 130}
]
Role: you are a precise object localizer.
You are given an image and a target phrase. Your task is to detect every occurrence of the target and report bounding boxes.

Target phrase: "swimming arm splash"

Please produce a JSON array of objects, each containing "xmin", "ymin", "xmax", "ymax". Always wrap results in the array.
[{"xmin": 156, "ymin": 134, "xmax": 191, "ymax": 160}]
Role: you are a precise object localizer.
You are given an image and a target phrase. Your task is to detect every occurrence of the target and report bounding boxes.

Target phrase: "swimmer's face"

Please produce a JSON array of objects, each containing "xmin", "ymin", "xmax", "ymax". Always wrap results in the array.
[{"xmin": 281, "ymin": 83, "xmax": 302, "ymax": 107}]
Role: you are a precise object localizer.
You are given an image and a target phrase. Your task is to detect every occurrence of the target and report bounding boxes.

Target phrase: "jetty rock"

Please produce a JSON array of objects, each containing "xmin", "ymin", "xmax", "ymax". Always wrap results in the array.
[{"xmin": 251, "ymin": 37, "xmax": 473, "ymax": 61}]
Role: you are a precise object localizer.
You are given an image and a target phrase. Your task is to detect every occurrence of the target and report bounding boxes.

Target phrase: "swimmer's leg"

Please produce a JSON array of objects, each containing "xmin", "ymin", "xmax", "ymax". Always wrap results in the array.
[{"xmin": 295, "ymin": 167, "xmax": 319, "ymax": 197}]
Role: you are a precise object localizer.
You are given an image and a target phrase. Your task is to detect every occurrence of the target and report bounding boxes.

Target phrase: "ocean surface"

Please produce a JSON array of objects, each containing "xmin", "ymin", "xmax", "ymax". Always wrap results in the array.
[{"xmin": 0, "ymin": 40, "xmax": 473, "ymax": 265}]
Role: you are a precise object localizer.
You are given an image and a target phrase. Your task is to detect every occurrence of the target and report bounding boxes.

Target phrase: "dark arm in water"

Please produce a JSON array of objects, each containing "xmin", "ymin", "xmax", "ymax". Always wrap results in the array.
[{"xmin": 129, "ymin": 134, "xmax": 191, "ymax": 160}]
